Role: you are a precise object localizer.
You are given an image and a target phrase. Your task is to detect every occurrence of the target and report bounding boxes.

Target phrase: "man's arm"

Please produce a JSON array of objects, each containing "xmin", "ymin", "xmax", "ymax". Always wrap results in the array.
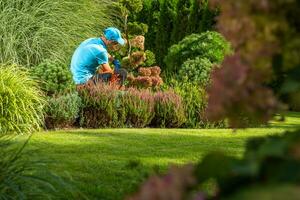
[{"xmin": 100, "ymin": 63, "xmax": 113, "ymax": 73}]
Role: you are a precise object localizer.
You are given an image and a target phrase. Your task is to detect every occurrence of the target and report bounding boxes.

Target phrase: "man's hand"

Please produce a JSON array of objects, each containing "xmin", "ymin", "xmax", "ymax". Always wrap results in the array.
[
  {"xmin": 99, "ymin": 63, "xmax": 113, "ymax": 74},
  {"xmin": 112, "ymin": 59, "xmax": 121, "ymax": 71}
]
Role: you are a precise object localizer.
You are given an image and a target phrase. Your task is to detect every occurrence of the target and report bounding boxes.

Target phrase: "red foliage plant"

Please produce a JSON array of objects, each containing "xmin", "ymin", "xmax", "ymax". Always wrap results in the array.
[{"xmin": 205, "ymin": 0, "xmax": 285, "ymax": 127}]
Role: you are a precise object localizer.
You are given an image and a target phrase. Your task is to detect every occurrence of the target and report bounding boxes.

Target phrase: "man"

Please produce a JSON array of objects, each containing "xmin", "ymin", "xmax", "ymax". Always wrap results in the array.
[{"xmin": 70, "ymin": 27, "xmax": 127, "ymax": 89}]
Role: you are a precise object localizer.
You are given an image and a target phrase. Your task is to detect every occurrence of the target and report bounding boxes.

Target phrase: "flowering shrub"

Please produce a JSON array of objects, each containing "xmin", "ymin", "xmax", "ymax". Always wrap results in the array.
[
  {"xmin": 128, "ymin": 66, "xmax": 163, "ymax": 89},
  {"xmin": 79, "ymin": 82, "xmax": 126, "ymax": 128},
  {"xmin": 152, "ymin": 90, "xmax": 186, "ymax": 128},
  {"xmin": 123, "ymin": 88, "xmax": 155, "ymax": 127},
  {"xmin": 122, "ymin": 52, "xmax": 146, "ymax": 70},
  {"xmin": 150, "ymin": 66, "xmax": 161, "ymax": 76},
  {"xmin": 138, "ymin": 67, "xmax": 152, "ymax": 76},
  {"xmin": 130, "ymin": 35, "xmax": 145, "ymax": 50}
]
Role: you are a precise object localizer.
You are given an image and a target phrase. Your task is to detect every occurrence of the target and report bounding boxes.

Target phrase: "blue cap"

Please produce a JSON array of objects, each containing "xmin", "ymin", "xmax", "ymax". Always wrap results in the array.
[{"xmin": 104, "ymin": 27, "xmax": 125, "ymax": 46}]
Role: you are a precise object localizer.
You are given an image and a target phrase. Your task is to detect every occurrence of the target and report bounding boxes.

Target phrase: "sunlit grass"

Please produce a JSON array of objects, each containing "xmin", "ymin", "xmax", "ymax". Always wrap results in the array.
[{"xmin": 21, "ymin": 112, "xmax": 300, "ymax": 200}]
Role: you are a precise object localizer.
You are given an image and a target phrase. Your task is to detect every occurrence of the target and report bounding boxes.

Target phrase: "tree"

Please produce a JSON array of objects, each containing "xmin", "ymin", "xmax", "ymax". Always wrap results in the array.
[
  {"xmin": 144, "ymin": 0, "xmax": 160, "ymax": 51},
  {"xmin": 171, "ymin": 0, "xmax": 192, "ymax": 44},
  {"xmin": 155, "ymin": 0, "xmax": 176, "ymax": 67}
]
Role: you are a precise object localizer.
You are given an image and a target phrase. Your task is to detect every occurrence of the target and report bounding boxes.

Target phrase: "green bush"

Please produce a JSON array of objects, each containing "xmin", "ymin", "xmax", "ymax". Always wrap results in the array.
[
  {"xmin": 167, "ymin": 79, "xmax": 226, "ymax": 128},
  {"xmin": 123, "ymin": 88, "xmax": 155, "ymax": 127},
  {"xmin": 178, "ymin": 57, "xmax": 214, "ymax": 87},
  {"xmin": 0, "ymin": 0, "xmax": 113, "ymax": 66},
  {"xmin": 144, "ymin": 50, "xmax": 156, "ymax": 66},
  {"xmin": 45, "ymin": 92, "xmax": 81, "ymax": 129},
  {"xmin": 31, "ymin": 60, "xmax": 74, "ymax": 95},
  {"xmin": 152, "ymin": 90, "xmax": 186, "ymax": 128},
  {"xmin": 128, "ymin": 22, "xmax": 149, "ymax": 35},
  {"xmin": 0, "ymin": 64, "xmax": 45, "ymax": 134},
  {"xmin": 164, "ymin": 31, "xmax": 231, "ymax": 73}
]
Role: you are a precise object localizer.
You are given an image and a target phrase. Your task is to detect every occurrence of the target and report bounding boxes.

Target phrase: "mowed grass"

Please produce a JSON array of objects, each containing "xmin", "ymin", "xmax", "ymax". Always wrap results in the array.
[{"xmin": 23, "ymin": 112, "xmax": 300, "ymax": 200}]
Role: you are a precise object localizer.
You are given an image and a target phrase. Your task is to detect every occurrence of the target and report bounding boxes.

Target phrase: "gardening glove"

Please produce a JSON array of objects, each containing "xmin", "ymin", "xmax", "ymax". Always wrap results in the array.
[{"xmin": 113, "ymin": 59, "xmax": 121, "ymax": 72}]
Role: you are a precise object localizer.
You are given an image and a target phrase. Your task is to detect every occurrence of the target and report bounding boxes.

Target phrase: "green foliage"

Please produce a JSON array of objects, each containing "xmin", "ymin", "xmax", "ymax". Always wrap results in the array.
[
  {"xmin": 144, "ymin": 50, "xmax": 156, "ymax": 66},
  {"xmin": 0, "ymin": 0, "xmax": 113, "ymax": 67},
  {"xmin": 152, "ymin": 90, "xmax": 186, "ymax": 128},
  {"xmin": 165, "ymin": 31, "xmax": 231, "ymax": 73},
  {"xmin": 143, "ymin": 0, "xmax": 160, "ymax": 51},
  {"xmin": 135, "ymin": 0, "xmax": 218, "ymax": 69},
  {"xmin": 167, "ymin": 79, "xmax": 226, "ymax": 128},
  {"xmin": 45, "ymin": 92, "xmax": 82, "ymax": 129},
  {"xmin": 171, "ymin": 0, "xmax": 191, "ymax": 43},
  {"xmin": 155, "ymin": 0, "xmax": 176, "ymax": 66},
  {"xmin": 0, "ymin": 135, "xmax": 85, "ymax": 199},
  {"xmin": 119, "ymin": 0, "xmax": 143, "ymax": 14},
  {"xmin": 128, "ymin": 22, "xmax": 148, "ymax": 35},
  {"xmin": 0, "ymin": 64, "xmax": 45, "ymax": 134},
  {"xmin": 178, "ymin": 57, "xmax": 214, "ymax": 87},
  {"xmin": 31, "ymin": 60, "xmax": 74, "ymax": 95}
]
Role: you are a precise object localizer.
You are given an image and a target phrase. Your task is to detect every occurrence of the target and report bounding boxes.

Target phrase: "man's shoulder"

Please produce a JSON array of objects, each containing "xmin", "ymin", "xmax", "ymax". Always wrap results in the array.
[
  {"xmin": 80, "ymin": 38, "xmax": 106, "ymax": 48},
  {"xmin": 84, "ymin": 44, "xmax": 107, "ymax": 54}
]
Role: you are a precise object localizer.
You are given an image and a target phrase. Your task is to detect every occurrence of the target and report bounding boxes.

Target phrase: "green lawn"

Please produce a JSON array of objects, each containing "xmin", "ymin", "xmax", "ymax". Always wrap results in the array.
[{"xmin": 24, "ymin": 112, "xmax": 300, "ymax": 200}]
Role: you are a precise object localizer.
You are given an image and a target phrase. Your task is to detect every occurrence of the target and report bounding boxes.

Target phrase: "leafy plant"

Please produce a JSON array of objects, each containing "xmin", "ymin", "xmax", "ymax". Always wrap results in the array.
[
  {"xmin": 0, "ymin": 64, "xmax": 45, "ymax": 134},
  {"xmin": 166, "ymin": 79, "xmax": 226, "ymax": 128},
  {"xmin": 152, "ymin": 90, "xmax": 186, "ymax": 128},
  {"xmin": 164, "ymin": 31, "xmax": 231, "ymax": 74},
  {"xmin": 144, "ymin": 50, "xmax": 156, "ymax": 66},
  {"xmin": 31, "ymin": 60, "xmax": 74, "ymax": 95},
  {"xmin": 178, "ymin": 57, "xmax": 214, "ymax": 87},
  {"xmin": 45, "ymin": 92, "xmax": 82, "ymax": 129}
]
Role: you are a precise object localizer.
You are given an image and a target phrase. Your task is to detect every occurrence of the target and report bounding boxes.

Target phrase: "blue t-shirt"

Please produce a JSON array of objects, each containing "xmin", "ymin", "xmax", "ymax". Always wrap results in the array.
[{"xmin": 70, "ymin": 38, "xmax": 108, "ymax": 84}]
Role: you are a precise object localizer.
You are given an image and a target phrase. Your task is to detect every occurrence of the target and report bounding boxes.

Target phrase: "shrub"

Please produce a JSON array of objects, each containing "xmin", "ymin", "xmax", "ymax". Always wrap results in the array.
[
  {"xmin": 165, "ymin": 79, "xmax": 226, "ymax": 128},
  {"xmin": 0, "ymin": 0, "xmax": 113, "ymax": 67},
  {"xmin": 164, "ymin": 31, "xmax": 231, "ymax": 73},
  {"xmin": 123, "ymin": 88, "xmax": 155, "ymax": 127},
  {"xmin": 128, "ymin": 22, "xmax": 149, "ymax": 35},
  {"xmin": 79, "ymin": 82, "xmax": 126, "ymax": 128},
  {"xmin": 152, "ymin": 90, "xmax": 186, "ymax": 128},
  {"xmin": 31, "ymin": 60, "xmax": 74, "ymax": 95},
  {"xmin": 45, "ymin": 92, "xmax": 81, "ymax": 129},
  {"xmin": 178, "ymin": 57, "xmax": 214, "ymax": 87},
  {"xmin": 144, "ymin": 50, "xmax": 156, "ymax": 66},
  {"xmin": 0, "ymin": 64, "xmax": 45, "ymax": 134}
]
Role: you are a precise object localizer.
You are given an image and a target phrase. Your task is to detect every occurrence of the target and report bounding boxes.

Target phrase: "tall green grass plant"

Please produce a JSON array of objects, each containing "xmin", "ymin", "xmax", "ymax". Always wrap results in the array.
[
  {"xmin": 0, "ymin": 0, "xmax": 113, "ymax": 66},
  {"xmin": 0, "ymin": 64, "xmax": 45, "ymax": 134}
]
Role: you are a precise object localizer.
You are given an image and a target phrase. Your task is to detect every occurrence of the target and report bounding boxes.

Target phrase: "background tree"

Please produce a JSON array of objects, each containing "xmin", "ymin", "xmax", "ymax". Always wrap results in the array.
[
  {"xmin": 144, "ymin": 0, "xmax": 161, "ymax": 51},
  {"xmin": 155, "ymin": 0, "xmax": 176, "ymax": 67},
  {"xmin": 171, "ymin": 0, "xmax": 192, "ymax": 44}
]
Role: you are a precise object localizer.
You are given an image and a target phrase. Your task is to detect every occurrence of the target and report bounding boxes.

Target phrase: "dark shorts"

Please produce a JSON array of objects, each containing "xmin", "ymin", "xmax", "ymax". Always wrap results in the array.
[{"xmin": 76, "ymin": 68, "xmax": 127, "ymax": 91}]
